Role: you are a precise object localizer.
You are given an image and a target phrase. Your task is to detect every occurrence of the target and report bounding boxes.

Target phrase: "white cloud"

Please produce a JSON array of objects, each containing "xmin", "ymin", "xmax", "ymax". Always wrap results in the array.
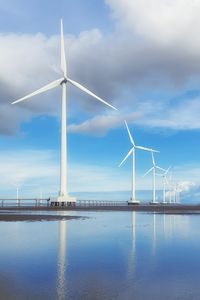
[
  {"xmin": 177, "ymin": 181, "xmax": 197, "ymax": 193},
  {"xmin": 164, "ymin": 164, "xmax": 200, "ymax": 201},
  {"xmin": 165, "ymin": 180, "xmax": 200, "ymax": 203},
  {"xmin": 106, "ymin": 0, "xmax": 200, "ymax": 47},
  {"xmin": 1, "ymin": 1, "xmax": 200, "ymax": 136},
  {"xmin": 0, "ymin": 33, "xmax": 60, "ymax": 134},
  {"xmin": 68, "ymin": 111, "xmax": 142, "ymax": 135},
  {"xmin": 68, "ymin": 95, "xmax": 200, "ymax": 134},
  {"xmin": 135, "ymin": 96, "xmax": 200, "ymax": 130},
  {"xmin": 0, "ymin": 29, "xmax": 118, "ymax": 135}
]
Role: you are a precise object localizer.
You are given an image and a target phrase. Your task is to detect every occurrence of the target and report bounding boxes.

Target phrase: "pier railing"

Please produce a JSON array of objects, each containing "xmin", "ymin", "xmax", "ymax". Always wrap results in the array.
[
  {"xmin": 0, "ymin": 198, "xmax": 49, "ymax": 207},
  {"xmin": 0, "ymin": 198, "xmax": 128, "ymax": 207},
  {"xmin": 76, "ymin": 200, "xmax": 127, "ymax": 206}
]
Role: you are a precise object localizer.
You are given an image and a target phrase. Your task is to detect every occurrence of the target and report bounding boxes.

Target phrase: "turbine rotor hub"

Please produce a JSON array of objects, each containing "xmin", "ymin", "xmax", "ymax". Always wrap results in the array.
[{"xmin": 60, "ymin": 78, "xmax": 67, "ymax": 85}]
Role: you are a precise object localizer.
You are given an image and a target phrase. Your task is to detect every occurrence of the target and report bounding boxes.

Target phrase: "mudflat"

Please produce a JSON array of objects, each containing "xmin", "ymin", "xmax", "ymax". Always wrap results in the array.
[{"xmin": 0, "ymin": 212, "xmax": 83, "ymax": 222}]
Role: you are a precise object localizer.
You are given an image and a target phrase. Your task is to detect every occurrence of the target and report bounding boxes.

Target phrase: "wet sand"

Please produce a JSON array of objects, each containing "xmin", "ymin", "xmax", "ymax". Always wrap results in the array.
[{"xmin": 0, "ymin": 213, "xmax": 83, "ymax": 222}]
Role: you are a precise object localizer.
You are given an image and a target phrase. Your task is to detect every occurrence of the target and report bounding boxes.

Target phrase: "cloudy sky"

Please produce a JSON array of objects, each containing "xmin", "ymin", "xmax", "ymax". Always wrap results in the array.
[{"xmin": 0, "ymin": 0, "xmax": 200, "ymax": 199}]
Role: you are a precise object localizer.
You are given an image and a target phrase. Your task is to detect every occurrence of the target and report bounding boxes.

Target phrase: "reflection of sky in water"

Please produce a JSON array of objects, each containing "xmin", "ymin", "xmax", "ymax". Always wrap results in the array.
[{"xmin": 0, "ymin": 212, "xmax": 200, "ymax": 299}]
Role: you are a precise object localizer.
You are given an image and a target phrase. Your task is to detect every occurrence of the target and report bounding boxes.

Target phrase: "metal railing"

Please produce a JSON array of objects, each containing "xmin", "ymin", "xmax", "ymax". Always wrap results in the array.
[
  {"xmin": 0, "ymin": 198, "xmax": 128, "ymax": 207},
  {"xmin": 0, "ymin": 198, "xmax": 50, "ymax": 207},
  {"xmin": 76, "ymin": 200, "xmax": 127, "ymax": 206}
]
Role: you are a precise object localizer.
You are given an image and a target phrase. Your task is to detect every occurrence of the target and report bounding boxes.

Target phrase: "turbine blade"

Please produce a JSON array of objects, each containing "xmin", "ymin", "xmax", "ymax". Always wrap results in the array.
[
  {"xmin": 67, "ymin": 77, "xmax": 117, "ymax": 111},
  {"xmin": 119, "ymin": 148, "xmax": 133, "ymax": 167},
  {"xmin": 165, "ymin": 177, "xmax": 170, "ymax": 187},
  {"xmin": 156, "ymin": 166, "xmax": 166, "ymax": 172},
  {"xmin": 61, "ymin": 19, "xmax": 67, "ymax": 77},
  {"xmin": 143, "ymin": 167, "xmax": 154, "ymax": 177},
  {"xmin": 165, "ymin": 166, "xmax": 171, "ymax": 175},
  {"xmin": 151, "ymin": 149, "xmax": 159, "ymax": 153},
  {"xmin": 135, "ymin": 145, "xmax": 151, "ymax": 152},
  {"xmin": 151, "ymin": 152, "xmax": 155, "ymax": 166},
  {"xmin": 12, "ymin": 78, "xmax": 63, "ymax": 104},
  {"xmin": 124, "ymin": 120, "xmax": 135, "ymax": 146},
  {"xmin": 135, "ymin": 145, "xmax": 159, "ymax": 153}
]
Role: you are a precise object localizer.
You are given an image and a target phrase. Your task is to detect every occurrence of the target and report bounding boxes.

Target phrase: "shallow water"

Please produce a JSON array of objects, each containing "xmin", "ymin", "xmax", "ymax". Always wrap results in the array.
[{"xmin": 0, "ymin": 211, "xmax": 200, "ymax": 299}]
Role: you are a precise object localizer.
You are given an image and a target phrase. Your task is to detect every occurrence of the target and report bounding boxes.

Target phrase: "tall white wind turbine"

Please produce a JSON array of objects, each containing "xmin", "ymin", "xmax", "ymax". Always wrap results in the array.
[
  {"xmin": 11, "ymin": 20, "xmax": 117, "ymax": 205},
  {"xmin": 143, "ymin": 152, "xmax": 164, "ymax": 204},
  {"xmin": 119, "ymin": 121, "xmax": 158, "ymax": 204}
]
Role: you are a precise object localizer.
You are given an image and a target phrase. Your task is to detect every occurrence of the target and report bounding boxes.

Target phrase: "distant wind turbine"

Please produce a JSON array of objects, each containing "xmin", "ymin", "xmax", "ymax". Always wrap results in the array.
[
  {"xmin": 11, "ymin": 20, "xmax": 117, "ymax": 205},
  {"xmin": 13, "ymin": 183, "xmax": 36, "ymax": 205},
  {"xmin": 143, "ymin": 152, "xmax": 164, "ymax": 204},
  {"xmin": 157, "ymin": 166, "xmax": 171, "ymax": 204},
  {"xmin": 119, "ymin": 120, "xmax": 158, "ymax": 204},
  {"xmin": 173, "ymin": 182, "xmax": 180, "ymax": 203},
  {"xmin": 167, "ymin": 171, "xmax": 175, "ymax": 203},
  {"xmin": 175, "ymin": 183, "xmax": 181, "ymax": 203}
]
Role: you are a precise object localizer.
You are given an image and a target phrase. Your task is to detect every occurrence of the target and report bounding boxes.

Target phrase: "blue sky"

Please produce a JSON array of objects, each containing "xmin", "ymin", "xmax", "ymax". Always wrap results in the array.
[{"xmin": 0, "ymin": 0, "xmax": 200, "ymax": 199}]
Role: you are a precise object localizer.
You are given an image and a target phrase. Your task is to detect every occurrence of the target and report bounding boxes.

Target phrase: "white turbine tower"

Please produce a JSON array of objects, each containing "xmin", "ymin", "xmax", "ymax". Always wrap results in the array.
[
  {"xmin": 11, "ymin": 20, "xmax": 117, "ymax": 205},
  {"xmin": 119, "ymin": 120, "xmax": 158, "ymax": 204},
  {"xmin": 143, "ymin": 152, "xmax": 164, "ymax": 204}
]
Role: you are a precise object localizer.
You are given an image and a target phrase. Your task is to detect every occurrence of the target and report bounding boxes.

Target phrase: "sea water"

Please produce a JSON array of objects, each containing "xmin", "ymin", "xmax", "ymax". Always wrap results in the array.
[{"xmin": 0, "ymin": 211, "xmax": 200, "ymax": 299}]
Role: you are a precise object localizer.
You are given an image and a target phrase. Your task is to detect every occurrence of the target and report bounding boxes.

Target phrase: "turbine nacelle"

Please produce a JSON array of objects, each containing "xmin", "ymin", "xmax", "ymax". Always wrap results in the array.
[{"xmin": 60, "ymin": 78, "xmax": 67, "ymax": 85}]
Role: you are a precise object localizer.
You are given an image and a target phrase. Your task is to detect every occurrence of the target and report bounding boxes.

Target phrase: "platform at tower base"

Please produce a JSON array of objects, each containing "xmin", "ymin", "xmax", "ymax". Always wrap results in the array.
[
  {"xmin": 50, "ymin": 196, "xmax": 76, "ymax": 207},
  {"xmin": 128, "ymin": 200, "xmax": 140, "ymax": 205}
]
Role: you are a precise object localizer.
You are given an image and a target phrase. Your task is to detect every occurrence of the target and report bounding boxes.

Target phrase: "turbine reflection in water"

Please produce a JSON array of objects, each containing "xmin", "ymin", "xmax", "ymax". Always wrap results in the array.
[
  {"xmin": 56, "ymin": 220, "xmax": 67, "ymax": 300},
  {"xmin": 131, "ymin": 211, "xmax": 136, "ymax": 254},
  {"xmin": 126, "ymin": 211, "xmax": 137, "ymax": 286},
  {"xmin": 152, "ymin": 213, "xmax": 156, "ymax": 255}
]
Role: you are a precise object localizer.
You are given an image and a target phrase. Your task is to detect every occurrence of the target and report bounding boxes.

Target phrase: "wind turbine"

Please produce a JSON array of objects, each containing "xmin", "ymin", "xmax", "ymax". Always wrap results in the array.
[
  {"xmin": 143, "ymin": 152, "xmax": 164, "ymax": 204},
  {"xmin": 157, "ymin": 166, "xmax": 171, "ymax": 204},
  {"xmin": 13, "ymin": 183, "xmax": 21, "ymax": 206},
  {"xmin": 11, "ymin": 20, "xmax": 117, "ymax": 205},
  {"xmin": 174, "ymin": 182, "xmax": 180, "ymax": 203},
  {"xmin": 12, "ymin": 183, "xmax": 36, "ymax": 205},
  {"xmin": 119, "ymin": 120, "xmax": 158, "ymax": 204},
  {"xmin": 168, "ymin": 171, "xmax": 175, "ymax": 203},
  {"xmin": 177, "ymin": 184, "xmax": 181, "ymax": 203}
]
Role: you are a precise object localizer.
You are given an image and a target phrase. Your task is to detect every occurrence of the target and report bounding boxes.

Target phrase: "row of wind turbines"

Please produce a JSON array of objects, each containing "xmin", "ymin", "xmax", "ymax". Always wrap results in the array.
[
  {"xmin": 119, "ymin": 120, "xmax": 180, "ymax": 204},
  {"xmin": 11, "ymin": 19, "xmax": 181, "ymax": 205}
]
